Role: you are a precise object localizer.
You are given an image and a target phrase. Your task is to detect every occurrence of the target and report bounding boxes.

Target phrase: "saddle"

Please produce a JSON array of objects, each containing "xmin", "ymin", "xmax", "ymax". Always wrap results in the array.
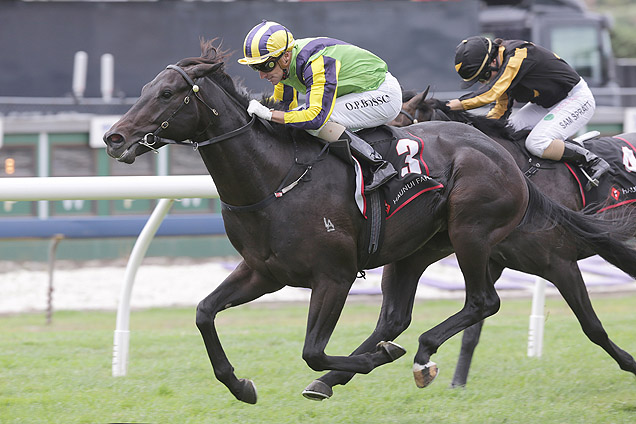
[
  {"xmin": 324, "ymin": 125, "xmax": 445, "ymax": 270},
  {"xmin": 357, "ymin": 126, "xmax": 444, "ymax": 217},
  {"xmin": 512, "ymin": 132, "xmax": 636, "ymax": 212},
  {"xmin": 572, "ymin": 135, "xmax": 636, "ymax": 211}
]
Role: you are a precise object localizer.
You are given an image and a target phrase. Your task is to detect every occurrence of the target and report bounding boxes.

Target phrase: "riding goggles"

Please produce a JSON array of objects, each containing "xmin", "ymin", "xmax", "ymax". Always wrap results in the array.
[
  {"xmin": 477, "ymin": 63, "xmax": 499, "ymax": 83},
  {"xmin": 249, "ymin": 56, "xmax": 279, "ymax": 73},
  {"xmin": 478, "ymin": 70, "xmax": 491, "ymax": 83}
]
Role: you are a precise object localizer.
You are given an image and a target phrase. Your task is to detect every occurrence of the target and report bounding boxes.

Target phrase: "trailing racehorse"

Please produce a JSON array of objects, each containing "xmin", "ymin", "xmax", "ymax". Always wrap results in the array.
[
  {"xmin": 391, "ymin": 89, "xmax": 636, "ymax": 387},
  {"xmin": 103, "ymin": 40, "xmax": 636, "ymax": 404}
]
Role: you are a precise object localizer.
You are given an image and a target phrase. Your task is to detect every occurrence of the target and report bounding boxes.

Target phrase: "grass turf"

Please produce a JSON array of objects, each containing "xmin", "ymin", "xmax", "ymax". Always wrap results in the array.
[{"xmin": 1, "ymin": 294, "xmax": 636, "ymax": 423}]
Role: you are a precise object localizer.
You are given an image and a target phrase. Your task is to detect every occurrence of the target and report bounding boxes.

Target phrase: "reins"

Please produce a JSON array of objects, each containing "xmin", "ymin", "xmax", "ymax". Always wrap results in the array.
[
  {"xmin": 146, "ymin": 63, "xmax": 327, "ymax": 212},
  {"xmin": 221, "ymin": 142, "xmax": 329, "ymax": 212}
]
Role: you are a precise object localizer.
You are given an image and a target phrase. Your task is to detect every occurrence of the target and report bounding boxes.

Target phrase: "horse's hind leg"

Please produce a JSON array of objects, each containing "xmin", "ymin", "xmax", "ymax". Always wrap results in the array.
[
  {"xmin": 450, "ymin": 320, "xmax": 485, "ymax": 388},
  {"xmin": 412, "ymin": 237, "xmax": 501, "ymax": 387},
  {"xmin": 412, "ymin": 179, "xmax": 525, "ymax": 388},
  {"xmin": 549, "ymin": 260, "xmax": 636, "ymax": 375},
  {"xmin": 196, "ymin": 260, "xmax": 285, "ymax": 404},
  {"xmin": 304, "ymin": 247, "xmax": 450, "ymax": 400},
  {"xmin": 450, "ymin": 260, "xmax": 505, "ymax": 388}
]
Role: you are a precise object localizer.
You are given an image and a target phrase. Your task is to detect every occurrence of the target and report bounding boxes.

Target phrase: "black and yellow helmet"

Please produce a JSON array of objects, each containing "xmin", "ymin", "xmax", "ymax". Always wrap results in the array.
[
  {"xmin": 238, "ymin": 20, "xmax": 294, "ymax": 73},
  {"xmin": 454, "ymin": 36, "xmax": 497, "ymax": 88}
]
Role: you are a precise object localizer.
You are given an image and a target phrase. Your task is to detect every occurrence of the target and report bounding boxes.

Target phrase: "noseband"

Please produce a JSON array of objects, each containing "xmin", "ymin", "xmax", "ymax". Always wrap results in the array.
[
  {"xmin": 398, "ymin": 108, "xmax": 420, "ymax": 124},
  {"xmin": 398, "ymin": 105, "xmax": 451, "ymax": 125},
  {"xmin": 138, "ymin": 64, "xmax": 256, "ymax": 153}
]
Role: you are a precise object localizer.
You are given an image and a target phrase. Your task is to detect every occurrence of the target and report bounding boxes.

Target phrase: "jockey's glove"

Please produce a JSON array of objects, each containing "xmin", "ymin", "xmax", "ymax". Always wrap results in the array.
[{"xmin": 247, "ymin": 99, "xmax": 273, "ymax": 121}]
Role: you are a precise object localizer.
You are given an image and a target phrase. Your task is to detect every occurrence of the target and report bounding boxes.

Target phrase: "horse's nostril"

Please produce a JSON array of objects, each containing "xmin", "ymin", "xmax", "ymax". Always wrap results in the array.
[{"xmin": 105, "ymin": 132, "xmax": 124, "ymax": 146}]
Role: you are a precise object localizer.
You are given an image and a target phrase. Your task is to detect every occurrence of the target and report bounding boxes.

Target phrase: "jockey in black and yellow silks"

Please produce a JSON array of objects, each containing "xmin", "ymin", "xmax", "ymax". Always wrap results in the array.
[{"xmin": 447, "ymin": 36, "xmax": 609, "ymax": 187}]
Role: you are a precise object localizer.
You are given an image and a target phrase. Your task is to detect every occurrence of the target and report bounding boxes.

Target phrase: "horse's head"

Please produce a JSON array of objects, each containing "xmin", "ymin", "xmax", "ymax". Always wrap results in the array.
[
  {"xmin": 393, "ymin": 88, "xmax": 518, "ymax": 140},
  {"xmin": 103, "ymin": 41, "xmax": 228, "ymax": 163},
  {"xmin": 390, "ymin": 87, "xmax": 453, "ymax": 127}
]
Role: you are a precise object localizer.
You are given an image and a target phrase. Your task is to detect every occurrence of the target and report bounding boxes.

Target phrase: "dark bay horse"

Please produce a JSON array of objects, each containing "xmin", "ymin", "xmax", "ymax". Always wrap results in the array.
[
  {"xmin": 103, "ymin": 41, "xmax": 636, "ymax": 404},
  {"xmin": 392, "ymin": 89, "xmax": 636, "ymax": 387}
]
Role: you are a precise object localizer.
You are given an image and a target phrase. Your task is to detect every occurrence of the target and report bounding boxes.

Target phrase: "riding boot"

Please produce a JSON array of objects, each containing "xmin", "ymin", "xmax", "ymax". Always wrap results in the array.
[
  {"xmin": 341, "ymin": 130, "xmax": 397, "ymax": 191},
  {"xmin": 562, "ymin": 141, "xmax": 610, "ymax": 189}
]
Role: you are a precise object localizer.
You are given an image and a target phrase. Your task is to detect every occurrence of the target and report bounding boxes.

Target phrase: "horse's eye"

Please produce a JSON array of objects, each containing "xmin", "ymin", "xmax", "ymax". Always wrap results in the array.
[{"xmin": 160, "ymin": 90, "xmax": 172, "ymax": 99}]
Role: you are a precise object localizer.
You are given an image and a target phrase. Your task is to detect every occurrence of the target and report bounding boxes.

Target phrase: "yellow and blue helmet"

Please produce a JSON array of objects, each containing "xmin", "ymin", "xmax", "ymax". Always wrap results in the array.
[{"xmin": 238, "ymin": 20, "xmax": 294, "ymax": 72}]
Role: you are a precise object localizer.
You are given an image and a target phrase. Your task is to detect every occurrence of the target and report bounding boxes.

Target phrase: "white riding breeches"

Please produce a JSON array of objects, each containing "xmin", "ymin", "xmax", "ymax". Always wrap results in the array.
[
  {"xmin": 320, "ymin": 72, "xmax": 402, "ymax": 131},
  {"xmin": 509, "ymin": 78, "xmax": 596, "ymax": 157}
]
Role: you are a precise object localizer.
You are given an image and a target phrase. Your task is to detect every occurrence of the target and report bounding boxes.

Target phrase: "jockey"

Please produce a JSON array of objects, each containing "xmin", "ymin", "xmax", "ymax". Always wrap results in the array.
[
  {"xmin": 238, "ymin": 20, "xmax": 402, "ymax": 191},
  {"xmin": 446, "ymin": 36, "xmax": 609, "ymax": 185}
]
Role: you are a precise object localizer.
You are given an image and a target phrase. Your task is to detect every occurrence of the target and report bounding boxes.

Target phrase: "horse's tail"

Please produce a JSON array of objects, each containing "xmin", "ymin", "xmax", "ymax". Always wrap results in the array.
[{"xmin": 521, "ymin": 178, "xmax": 636, "ymax": 279}]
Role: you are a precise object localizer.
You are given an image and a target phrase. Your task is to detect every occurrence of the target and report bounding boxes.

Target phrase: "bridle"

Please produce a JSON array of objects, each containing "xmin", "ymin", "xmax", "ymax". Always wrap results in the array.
[
  {"xmin": 124, "ymin": 63, "xmax": 326, "ymax": 212},
  {"xmin": 398, "ymin": 104, "xmax": 451, "ymax": 126},
  {"xmin": 398, "ymin": 108, "xmax": 420, "ymax": 125},
  {"xmin": 135, "ymin": 64, "xmax": 256, "ymax": 154}
]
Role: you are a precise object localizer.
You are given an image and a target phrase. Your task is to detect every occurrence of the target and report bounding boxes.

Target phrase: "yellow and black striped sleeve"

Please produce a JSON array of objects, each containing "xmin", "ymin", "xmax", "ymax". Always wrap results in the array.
[{"xmin": 460, "ymin": 46, "xmax": 528, "ymax": 117}]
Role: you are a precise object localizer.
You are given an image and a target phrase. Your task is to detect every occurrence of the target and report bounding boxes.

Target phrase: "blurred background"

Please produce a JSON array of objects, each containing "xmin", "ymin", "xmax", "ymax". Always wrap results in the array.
[{"xmin": 1, "ymin": 0, "xmax": 635, "ymax": 263}]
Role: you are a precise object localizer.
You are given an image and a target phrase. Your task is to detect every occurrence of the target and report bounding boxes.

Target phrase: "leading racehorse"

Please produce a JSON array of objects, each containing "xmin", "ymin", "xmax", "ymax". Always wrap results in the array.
[{"xmin": 103, "ymin": 40, "xmax": 636, "ymax": 404}]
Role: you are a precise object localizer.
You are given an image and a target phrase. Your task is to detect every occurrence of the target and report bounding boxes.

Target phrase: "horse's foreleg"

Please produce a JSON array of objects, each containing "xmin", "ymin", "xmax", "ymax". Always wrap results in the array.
[
  {"xmin": 195, "ymin": 260, "xmax": 284, "ymax": 404},
  {"xmin": 301, "ymin": 275, "xmax": 404, "ymax": 377},
  {"xmin": 304, "ymin": 253, "xmax": 441, "ymax": 400}
]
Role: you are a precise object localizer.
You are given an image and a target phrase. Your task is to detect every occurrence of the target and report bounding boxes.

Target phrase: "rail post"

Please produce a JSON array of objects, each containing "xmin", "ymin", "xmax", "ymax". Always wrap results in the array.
[
  {"xmin": 112, "ymin": 198, "xmax": 175, "ymax": 377},
  {"xmin": 527, "ymin": 277, "xmax": 547, "ymax": 357}
]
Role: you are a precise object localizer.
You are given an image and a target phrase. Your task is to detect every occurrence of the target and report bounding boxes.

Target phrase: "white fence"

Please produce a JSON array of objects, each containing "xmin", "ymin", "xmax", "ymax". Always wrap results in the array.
[
  {"xmin": 0, "ymin": 175, "xmax": 548, "ymax": 378},
  {"xmin": 1, "ymin": 175, "xmax": 216, "ymax": 201},
  {"xmin": 0, "ymin": 175, "xmax": 218, "ymax": 377}
]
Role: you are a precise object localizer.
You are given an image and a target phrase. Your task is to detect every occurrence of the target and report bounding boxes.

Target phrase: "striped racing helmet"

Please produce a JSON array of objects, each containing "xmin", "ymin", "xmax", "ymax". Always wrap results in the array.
[{"xmin": 238, "ymin": 20, "xmax": 294, "ymax": 72}]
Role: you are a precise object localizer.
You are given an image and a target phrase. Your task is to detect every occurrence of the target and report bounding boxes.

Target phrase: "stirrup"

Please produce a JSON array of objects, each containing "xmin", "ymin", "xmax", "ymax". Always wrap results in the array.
[{"xmin": 581, "ymin": 158, "xmax": 610, "ymax": 191}]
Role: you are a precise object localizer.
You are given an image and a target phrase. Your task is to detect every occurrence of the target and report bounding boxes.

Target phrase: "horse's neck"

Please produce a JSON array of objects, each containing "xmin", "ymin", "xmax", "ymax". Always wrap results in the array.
[
  {"xmin": 439, "ymin": 107, "xmax": 532, "ymax": 166},
  {"xmin": 437, "ymin": 103, "xmax": 512, "ymax": 140},
  {"xmin": 198, "ymin": 118, "xmax": 294, "ymax": 207},
  {"xmin": 448, "ymin": 110, "xmax": 491, "ymax": 133},
  {"xmin": 193, "ymin": 76, "xmax": 302, "ymax": 207}
]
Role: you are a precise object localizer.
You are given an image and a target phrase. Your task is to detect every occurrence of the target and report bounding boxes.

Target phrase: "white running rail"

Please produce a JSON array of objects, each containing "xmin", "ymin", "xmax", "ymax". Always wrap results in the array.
[{"xmin": 0, "ymin": 175, "xmax": 218, "ymax": 377}]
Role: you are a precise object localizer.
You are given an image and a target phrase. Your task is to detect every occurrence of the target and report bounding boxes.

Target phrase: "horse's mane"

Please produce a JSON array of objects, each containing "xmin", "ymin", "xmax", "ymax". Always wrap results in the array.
[
  {"xmin": 173, "ymin": 40, "xmax": 313, "ymax": 144},
  {"xmin": 176, "ymin": 38, "xmax": 251, "ymax": 108},
  {"xmin": 426, "ymin": 98, "xmax": 516, "ymax": 140}
]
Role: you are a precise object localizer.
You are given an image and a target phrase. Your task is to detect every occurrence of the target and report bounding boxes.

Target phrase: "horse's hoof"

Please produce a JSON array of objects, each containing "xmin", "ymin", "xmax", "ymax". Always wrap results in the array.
[
  {"xmin": 302, "ymin": 380, "xmax": 333, "ymax": 401},
  {"xmin": 377, "ymin": 341, "xmax": 407, "ymax": 361},
  {"xmin": 237, "ymin": 378, "xmax": 258, "ymax": 404},
  {"xmin": 413, "ymin": 361, "xmax": 438, "ymax": 388}
]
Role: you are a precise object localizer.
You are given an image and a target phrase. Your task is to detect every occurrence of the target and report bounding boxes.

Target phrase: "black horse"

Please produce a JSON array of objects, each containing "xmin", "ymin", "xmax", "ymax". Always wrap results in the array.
[
  {"xmin": 391, "ymin": 89, "xmax": 636, "ymax": 387},
  {"xmin": 103, "ymin": 41, "xmax": 636, "ymax": 404}
]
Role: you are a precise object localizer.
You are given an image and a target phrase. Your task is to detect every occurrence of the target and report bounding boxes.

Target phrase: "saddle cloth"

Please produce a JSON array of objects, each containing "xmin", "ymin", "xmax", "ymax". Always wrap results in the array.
[
  {"xmin": 356, "ymin": 126, "xmax": 444, "ymax": 219},
  {"xmin": 567, "ymin": 135, "xmax": 636, "ymax": 212}
]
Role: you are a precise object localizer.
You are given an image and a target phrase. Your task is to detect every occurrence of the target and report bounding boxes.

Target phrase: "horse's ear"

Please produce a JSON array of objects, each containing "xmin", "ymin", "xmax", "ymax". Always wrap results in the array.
[
  {"xmin": 410, "ymin": 86, "xmax": 429, "ymax": 107},
  {"xmin": 422, "ymin": 85, "xmax": 430, "ymax": 99}
]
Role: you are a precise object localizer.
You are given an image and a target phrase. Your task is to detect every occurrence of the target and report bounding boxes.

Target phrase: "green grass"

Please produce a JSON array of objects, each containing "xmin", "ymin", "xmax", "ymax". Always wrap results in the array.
[{"xmin": 1, "ymin": 294, "xmax": 636, "ymax": 423}]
